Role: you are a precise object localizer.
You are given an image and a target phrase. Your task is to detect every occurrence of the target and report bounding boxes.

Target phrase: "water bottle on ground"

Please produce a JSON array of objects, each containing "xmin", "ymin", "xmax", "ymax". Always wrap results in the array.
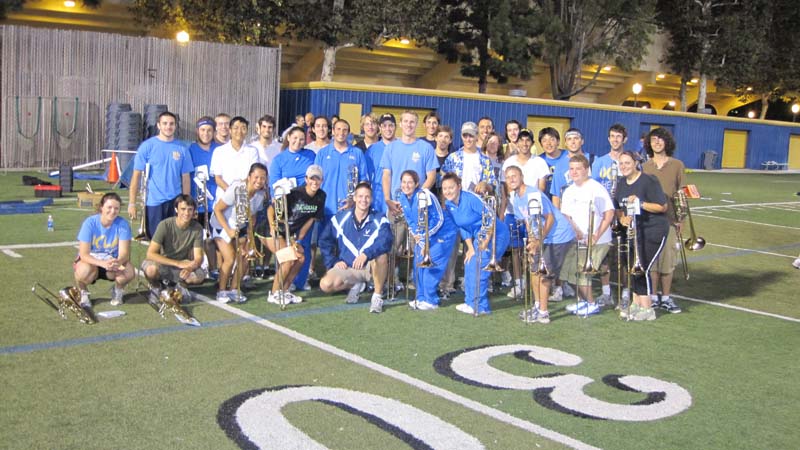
[{"xmin": 47, "ymin": 215, "xmax": 54, "ymax": 232}]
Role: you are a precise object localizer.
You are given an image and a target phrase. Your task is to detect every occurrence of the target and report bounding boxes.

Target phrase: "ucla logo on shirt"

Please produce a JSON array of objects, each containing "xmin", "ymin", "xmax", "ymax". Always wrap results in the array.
[
  {"xmin": 411, "ymin": 152, "xmax": 421, "ymax": 163},
  {"xmin": 172, "ymin": 151, "xmax": 181, "ymax": 160},
  {"xmin": 349, "ymin": 155, "xmax": 356, "ymax": 160}
]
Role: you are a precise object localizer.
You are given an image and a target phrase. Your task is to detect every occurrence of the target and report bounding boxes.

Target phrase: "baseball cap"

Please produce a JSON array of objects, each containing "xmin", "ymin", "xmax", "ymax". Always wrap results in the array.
[
  {"xmin": 379, "ymin": 113, "xmax": 396, "ymax": 125},
  {"xmin": 306, "ymin": 164, "xmax": 323, "ymax": 180},
  {"xmin": 461, "ymin": 122, "xmax": 478, "ymax": 136}
]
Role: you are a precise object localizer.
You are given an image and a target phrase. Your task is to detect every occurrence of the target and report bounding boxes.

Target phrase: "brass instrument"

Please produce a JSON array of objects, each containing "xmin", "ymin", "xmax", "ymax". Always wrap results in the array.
[
  {"xmin": 580, "ymin": 200, "xmax": 601, "ymax": 275},
  {"xmin": 417, "ymin": 190, "xmax": 434, "ymax": 268},
  {"xmin": 31, "ymin": 283, "xmax": 97, "ymax": 324},
  {"xmin": 145, "ymin": 281, "xmax": 200, "ymax": 327},
  {"xmin": 527, "ymin": 198, "xmax": 550, "ymax": 277},
  {"xmin": 387, "ymin": 188, "xmax": 409, "ymax": 301},
  {"xmin": 339, "ymin": 164, "xmax": 359, "ymax": 210},
  {"xmin": 229, "ymin": 183, "xmax": 250, "ymax": 295},
  {"xmin": 508, "ymin": 218, "xmax": 524, "ymax": 300},
  {"xmin": 481, "ymin": 195, "xmax": 503, "ymax": 272},
  {"xmin": 608, "ymin": 164, "xmax": 625, "ymax": 235},
  {"xmin": 627, "ymin": 199, "xmax": 646, "ymax": 277},
  {"xmin": 270, "ymin": 185, "xmax": 295, "ymax": 309},
  {"xmin": 133, "ymin": 164, "xmax": 149, "ymax": 241},
  {"xmin": 672, "ymin": 190, "xmax": 706, "ymax": 280}
]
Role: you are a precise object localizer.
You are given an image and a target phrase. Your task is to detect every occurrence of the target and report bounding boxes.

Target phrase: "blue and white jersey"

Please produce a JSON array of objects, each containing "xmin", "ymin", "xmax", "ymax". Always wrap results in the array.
[
  {"xmin": 445, "ymin": 190, "xmax": 509, "ymax": 244},
  {"xmin": 319, "ymin": 208, "xmax": 393, "ymax": 269},
  {"xmin": 188, "ymin": 141, "xmax": 220, "ymax": 212},
  {"xmin": 379, "ymin": 139, "xmax": 439, "ymax": 194},
  {"xmin": 509, "ymin": 185, "xmax": 575, "ymax": 244},
  {"xmin": 366, "ymin": 140, "xmax": 389, "ymax": 214},
  {"xmin": 543, "ymin": 150, "xmax": 568, "ymax": 200},
  {"xmin": 397, "ymin": 187, "xmax": 456, "ymax": 243},
  {"xmin": 314, "ymin": 143, "xmax": 369, "ymax": 217},
  {"xmin": 268, "ymin": 148, "xmax": 316, "ymax": 197},
  {"xmin": 134, "ymin": 136, "xmax": 194, "ymax": 205},
  {"xmin": 591, "ymin": 153, "xmax": 619, "ymax": 194}
]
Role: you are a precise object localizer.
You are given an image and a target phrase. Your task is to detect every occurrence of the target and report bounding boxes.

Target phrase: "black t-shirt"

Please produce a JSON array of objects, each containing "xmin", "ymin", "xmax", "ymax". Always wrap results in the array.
[
  {"xmin": 285, "ymin": 185, "xmax": 326, "ymax": 236},
  {"xmin": 614, "ymin": 172, "xmax": 668, "ymax": 235}
]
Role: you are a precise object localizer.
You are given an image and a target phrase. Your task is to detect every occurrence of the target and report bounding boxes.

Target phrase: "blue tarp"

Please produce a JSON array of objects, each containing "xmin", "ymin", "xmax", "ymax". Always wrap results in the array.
[{"xmin": 0, "ymin": 198, "xmax": 54, "ymax": 215}]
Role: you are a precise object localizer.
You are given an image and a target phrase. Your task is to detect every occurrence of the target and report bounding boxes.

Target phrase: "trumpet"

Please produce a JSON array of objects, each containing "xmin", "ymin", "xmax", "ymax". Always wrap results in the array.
[
  {"xmin": 672, "ymin": 190, "xmax": 706, "ymax": 280},
  {"xmin": 481, "ymin": 194, "xmax": 503, "ymax": 272},
  {"xmin": 417, "ymin": 190, "xmax": 434, "ymax": 268},
  {"xmin": 31, "ymin": 283, "xmax": 97, "ymax": 324},
  {"xmin": 133, "ymin": 164, "xmax": 149, "ymax": 241}
]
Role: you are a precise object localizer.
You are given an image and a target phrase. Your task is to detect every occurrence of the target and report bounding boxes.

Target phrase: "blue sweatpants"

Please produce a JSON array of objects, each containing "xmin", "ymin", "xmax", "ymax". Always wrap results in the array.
[
  {"xmin": 414, "ymin": 231, "xmax": 456, "ymax": 305},
  {"xmin": 463, "ymin": 227, "xmax": 510, "ymax": 314}
]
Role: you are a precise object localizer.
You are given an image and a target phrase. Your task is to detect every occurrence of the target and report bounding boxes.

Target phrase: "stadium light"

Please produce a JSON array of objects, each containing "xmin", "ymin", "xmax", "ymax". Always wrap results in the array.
[
  {"xmin": 176, "ymin": 31, "xmax": 190, "ymax": 44},
  {"xmin": 792, "ymin": 104, "xmax": 799, "ymax": 122},
  {"xmin": 632, "ymin": 83, "xmax": 642, "ymax": 108}
]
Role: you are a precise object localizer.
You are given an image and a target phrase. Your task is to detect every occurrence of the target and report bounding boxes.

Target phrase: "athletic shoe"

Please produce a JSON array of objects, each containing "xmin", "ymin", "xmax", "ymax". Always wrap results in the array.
[
  {"xmin": 507, "ymin": 280, "xmax": 523, "ymax": 298},
  {"xmin": 369, "ymin": 294, "xmax": 384, "ymax": 313},
  {"xmin": 285, "ymin": 292, "xmax": 303, "ymax": 304},
  {"xmin": 177, "ymin": 285, "xmax": 193, "ymax": 304},
  {"xmin": 521, "ymin": 307, "xmax": 538, "ymax": 323},
  {"xmin": 302, "ymin": 280, "xmax": 311, "ymax": 291},
  {"xmin": 574, "ymin": 302, "xmax": 601, "ymax": 316},
  {"xmin": 455, "ymin": 303, "xmax": 475, "ymax": 314},
  {"xmin": 228, "ymin": 289, "xmax": 247, "ymax": 303},
  {"xmin": 408, "ymin": 300, "xmax": 418, "ymax": 309},
  {"xmin": 346, "ymin": 282, "xmax": 365, "ymax": 304},
  {"xmin": 267, "ymin": 291, "xmax": 282, "ymax": 305},
  {"xmin": 216, "ymin": 290, "xmax": 231, "ymax": 304},
  {"xmin": 289, "ymin": 283, "xmax": 297, "ymax": 292},
  {"xmin": 242, "ymin": 275, "xmax": 255, "ymax": 290},
  {"xmin": 308, "ymin": 269, "xmax": 319, "ymax": 280},
  {"xmin": 619, "ymin": 303, "xmax": 640, "ymax": 319},
  {"xmin": 561, "ymin": 283, "xmax": 575, "ymax": 298},
  {"xmin": 79, "ymin": 290, "xmax": 91, "ymax": 308},
  {"xmin": 631, "ymin": 306, "xmax": 657, "ymax": 321},
  {"xmin": 566, "ymin": 300, "xmax": 587, "ymax": 313},
  {"xmin": 660, "ymin": 297, "xmax": 681, "ymax": 314},
  {"xmin": 109, "ymin": 286, "xmax": 124, "ymax": 306},
  {"xmin": 650, "ymin": 295, "xmax": 661, "ymax": 309},
  {"xmin": 416, "ymin": 301, "xmax": 438, "ymax": 311},
  {"xmin": 500, "ymin": 271, "xmax": 513, "ymax": 287},
  {"xmin": 438, "ymin": 289, "xmax": 451, "ymax": 300},
  {"xmin": 209, "ymin": 270, "xmax": 219, "ymax": 281},
  {"xmin": 621, "ymin": 289, "xmax": 631, "ymax": 304},
  {"xmin": 596, "ymin": 293, "xmax": 614, "ymax": 307},
  {"xmin": 536, "ymin": 310, "xmax": 551, "ymax": 324},
  {"xmin": 548, "ymin": 286, "xmax": 563, "ymax": 302},
  {"xmin": 793, "ymin": 258, "xmax": 800, "ymax": 269},
  {"xmin": 148, "ymin": 288, "xmax": 160, "ymax": 306}
]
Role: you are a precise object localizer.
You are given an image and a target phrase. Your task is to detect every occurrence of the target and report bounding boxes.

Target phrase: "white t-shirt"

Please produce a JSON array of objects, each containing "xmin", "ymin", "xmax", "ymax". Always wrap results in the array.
[
  {"xmin": 502, "ymin": 154, "xmax": 549, "ymax": 187},
  {"xmin": 252, "ymin": 139, "xmax": 282, "ymax": 169},
  {"xmin": 560, "ymin": 178, "xmax": 614, "ymax": 245},
  {"xmin": 461, "ymin": 151, "xmax": 482, "ymax": 191},
  {"xmin": 209, "ymin": 141, "xmax": 259, "ymax": 203}
]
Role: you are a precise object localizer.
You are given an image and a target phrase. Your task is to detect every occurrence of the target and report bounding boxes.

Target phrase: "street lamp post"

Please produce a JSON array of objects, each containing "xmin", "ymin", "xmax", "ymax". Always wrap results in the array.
[
  {"xmin": 632, "ymin": 83, "xmax": 643, "ymax": 108},
  {"xmin": 792, "ymin": 104, "xmax": 799, "ymax": 122}
]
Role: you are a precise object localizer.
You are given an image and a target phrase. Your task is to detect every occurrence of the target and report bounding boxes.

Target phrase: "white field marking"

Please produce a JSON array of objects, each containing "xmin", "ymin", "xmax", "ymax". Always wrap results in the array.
[
  {"xmin": 692, "ymin": 214, "xmax": 800, "ymax": 231},
  {"xmin": 762, "ymin": 205, "xmax": 800, "ymax": 212},
  {"xmin": 706, "ymin": 243, "xmax": 797, "ymax": 258},
  {"xmin": 693, "ymin": 201, "xmax": 800, "ymax": 211},
  {"xmin": 669, "ymin": 293, "xmax": 800, "ymax": 324},
  {"xmin": 0, "ymin": 241, "xmax": 79, "ymax": 250},
  {"xmin": 197, "ymin": 294, "xmax": 600, "ymax": 450},
  {"xmin": 2, "ymin": 249, "xmax": 21, "ymax": 258}
]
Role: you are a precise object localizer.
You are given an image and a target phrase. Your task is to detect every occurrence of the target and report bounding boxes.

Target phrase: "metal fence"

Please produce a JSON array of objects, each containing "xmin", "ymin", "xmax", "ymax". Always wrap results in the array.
[{"xmin": 1, "ymin": 25, "xmax": 281, "ymax": 169}]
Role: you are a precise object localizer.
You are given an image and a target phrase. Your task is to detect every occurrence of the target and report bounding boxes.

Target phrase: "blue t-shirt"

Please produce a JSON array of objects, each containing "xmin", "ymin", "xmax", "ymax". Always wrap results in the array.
[
  {"xmin": 379, "ymin": 139, "xmax": 439, "ymax": 195},
  {"xmin": 133, "ymin": 136, "xmax": 194, "ymax": 205},
  {"xmin": 269, "ymin": 148, "xmax": 316, "ymax": 197},
  {"xmin": 509, "ymin": 185, "xmax": 574, "ymax": 244},
  {"xmin": 314, "ymin": 144, "xmax": 369, "ymax": 217},
  {"xmin": 188, "ymin": 141, "xmax": 220, "ymax": 212},
  {"xmin": 366, "ymin": 140, "xmax": 389, "ymax": 214},
  {"xmin": 542, "ymin": 150, "xmax": 568, "ymax": 200},
  {"xmin": 77, "ymin": 215, "xmax": 132, "ymax": 258},
  {"xmin": 549, "ymin": 154, "xmax": 572, "ymax": 199},
  {"xmin": 591, "ymin": 153, "xmax": 619, "ymax": 193}
]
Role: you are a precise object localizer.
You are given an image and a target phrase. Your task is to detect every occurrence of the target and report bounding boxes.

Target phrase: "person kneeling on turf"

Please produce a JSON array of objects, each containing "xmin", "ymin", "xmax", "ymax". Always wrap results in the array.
[
  {"xmin": 141, "ymin": 195, "xmax": 206, "ymax": 302},
  {"xmin": 74, "ymin": 192, "xmax": 136, "ymax": 307},
  {"xmin": 318, "ymin": 182, "xmax": 392, "ymax": 313}
]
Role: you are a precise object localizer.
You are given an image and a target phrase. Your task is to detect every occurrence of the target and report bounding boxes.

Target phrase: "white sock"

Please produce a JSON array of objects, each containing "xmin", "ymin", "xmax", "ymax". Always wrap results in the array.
[
  {"xmin": 650, "ymin": 294, "xmax": 659, "ymax": 303},
  {"xmin": 661, "ymin": 295, "xmax": 670, "ymax": 302},
  {"xmin": 602, "ymin": 284, "xmax": 611, "ymax": 295}
]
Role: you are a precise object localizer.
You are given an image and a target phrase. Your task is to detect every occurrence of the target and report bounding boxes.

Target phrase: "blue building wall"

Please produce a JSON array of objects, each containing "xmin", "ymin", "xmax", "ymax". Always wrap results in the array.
[{"xmin": 280, "ymin": 84, "xmax": 800, "ymax": 169}]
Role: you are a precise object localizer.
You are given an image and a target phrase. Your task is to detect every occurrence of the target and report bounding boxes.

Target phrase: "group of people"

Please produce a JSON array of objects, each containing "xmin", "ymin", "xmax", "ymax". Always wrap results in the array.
[{"xmin": 73, "ymin": 108, "xmax": 690, "ymax": 323}]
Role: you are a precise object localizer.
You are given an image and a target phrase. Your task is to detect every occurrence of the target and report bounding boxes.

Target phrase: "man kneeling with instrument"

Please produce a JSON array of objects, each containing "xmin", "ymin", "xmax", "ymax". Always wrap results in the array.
[
  {"xmin": 318, "ymin": 182, "xmax": 392, "ymax": 313},
  {"xmin": 74, "ymin": 192, "xmax": 136, "ymax": 307},
  {"xmin": 142, "ymin": 194, "xmax": 206, "ymax": 302}
]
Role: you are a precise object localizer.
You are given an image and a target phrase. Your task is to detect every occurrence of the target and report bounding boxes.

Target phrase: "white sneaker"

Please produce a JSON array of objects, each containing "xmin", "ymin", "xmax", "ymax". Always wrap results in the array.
[
  {"xmin": 416, "ymin": 301, "xmax": 438, "ymax": 311},
  {"xmin": 793, "ymin": 258, "xmax": 800, "ymax": 269},
  {"xmin": 369, "ymin": 294, "xmax": 384, "ymax": 313},
  {"xmin": 455, "ymin": 303, "xmax": 475, "ymax": 314},
  {"xmin": 228, "ymin": 289, "xmax": 247, "ymax": 303},
  {"xmin": 346, "ymin": 282, "xmax": 365, "ymax": 304},
  {"xmin": 110, "ymin": 286, "xmax": 124, "ymax": 306},
  {"xmin": 79, "ymin": 290, "xmax": 91, "ymax": 308},
  {"xmin": 408, "ymin": 300, "xmax": 418, "ymax": 309},
  {"xmin": 267, "ymin": 291, "xmax": 282, "ymax": 305},
  {"xmin": 596, "ymin": 293, "xmax": 614, "ymax": 307},
  {"xmin": 285, "ymin": 292, "xmax": 303, "ymax": 304},
  {"xmin": 507, "ymin": 280, "xmax": 524, "ymax": 298},
  {"xmin": 548, "ymin": 286, "xmax": 563, "ymax": 302},
  {"xmin": 561, "ymin": 283, "xmax": 575, "ymax": 298},
  {"xmin": 289, "ymin": 283, "xmax": 297, "ymax": 292},
  {"xmin": 500, "ymin": 271, "xmax": 513, "ymax": 287},
  {"xmin": 216, "ymin": 290, "xmax": 231, "ymax": 304}
]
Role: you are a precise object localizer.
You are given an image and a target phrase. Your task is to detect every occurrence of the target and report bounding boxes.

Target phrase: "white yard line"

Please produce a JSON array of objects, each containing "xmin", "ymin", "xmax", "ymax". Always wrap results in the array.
[
  {"xmin": 0, "ymin": 241, "xmax": 79, "ymax": 250},
  {"xmin": 692, "ymin": 214, "xmax": 800, "ymax": 231},
  {"xmin": 706, "ymin": 243, "xmax": 796, "ymax": 258},
  {"xmin": 693, "ymin": 201, "xmax": 800, "ymax": 211},
  {"xmin": 669, "ymin": 293, "xmax": 800, "ymax": 324},
  {"xmin": 200, "ymin": 294, "xmax": 600, "ymax": 450},
  {"xmin": 2, "ymin": 249, "xmax": 21, "ymax": 258}
]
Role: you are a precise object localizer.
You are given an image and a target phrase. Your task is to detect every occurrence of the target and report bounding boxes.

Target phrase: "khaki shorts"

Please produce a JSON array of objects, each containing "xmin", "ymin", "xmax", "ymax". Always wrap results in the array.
[
  {"xmin": 652, "ymin": 226, "xmax": 678, "ymax": 274},
  {"xmin": 562, "ymin": 242, "xmax": 611, "ymax": 286},
  {"xmin": 141, "ymin": 259, "xmax": 206, "ymax": 283},
  {"xmin": 325, "ymin": 263, "xmax": 372, "ymax": 287}
]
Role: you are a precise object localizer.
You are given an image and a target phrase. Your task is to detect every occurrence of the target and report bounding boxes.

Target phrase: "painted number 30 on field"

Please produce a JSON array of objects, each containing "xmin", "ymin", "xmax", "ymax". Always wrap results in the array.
[{"xmin": 218, "ymin": 344, "xmax": 692, "ymax": 449}]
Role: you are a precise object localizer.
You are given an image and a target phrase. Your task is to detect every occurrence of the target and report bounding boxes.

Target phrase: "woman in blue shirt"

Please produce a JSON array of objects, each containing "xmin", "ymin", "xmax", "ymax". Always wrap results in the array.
[
  {"xmin": 397, "ymin": 170, "xmax": 457, "ymax": 310},
  {"xmin": 441, "ymin": 173, "xmax": 510, "ymax": 315}
]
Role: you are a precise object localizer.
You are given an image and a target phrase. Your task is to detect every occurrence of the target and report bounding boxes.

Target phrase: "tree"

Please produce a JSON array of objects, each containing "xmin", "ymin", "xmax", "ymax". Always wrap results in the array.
[
  {"xmin": 537, "ymin": 0, "xmax": 656, "ymax": 101},
  {"xmin": 130, "ymin": 0, "xmax": 284, "ymax": 46},
  {"xmin": 431, "ymin": 0, "xmax": 542, "ymax": 93},
  {"xmin": 282, "ymin": 0, "xmax": 440, "ymax": 81},
  {"xmin": 713, "ymin": 0, "xmax": 800, "ymax": 119}
]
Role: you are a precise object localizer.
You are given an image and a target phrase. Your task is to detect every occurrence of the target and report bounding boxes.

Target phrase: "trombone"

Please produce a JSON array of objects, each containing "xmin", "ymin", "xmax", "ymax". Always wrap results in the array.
[
  {"xmin": 672, "ymin": 190, "xmax": 706, "ymax": 280},
  {"xmin": 481, "ymin": 194, "xmax": 503, "ymax": 272},
  {"xmin": 270, "ymin": 184, "xmax": 294, "ymax": 309},
  {"xmin": 133, "ymin": 164, "xmax": 149, "ymax": 241},
  {"xmin": 579, "ymin": 200, "xmax": 602, "ymax": 275},
  {"xmin": 626, "ymin": 198, "xmax": 646, "ymax": 277},
  {"xmin": 229, "ymin": 183, "xmax": 250, "ymax": 298},
  {"xmin": 31, "ymin": 283, "xmax": 97, "ymax": 324},
  {"xmin": 386, "ymin": 188, "xmax": 407, "ymax": 301}
]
